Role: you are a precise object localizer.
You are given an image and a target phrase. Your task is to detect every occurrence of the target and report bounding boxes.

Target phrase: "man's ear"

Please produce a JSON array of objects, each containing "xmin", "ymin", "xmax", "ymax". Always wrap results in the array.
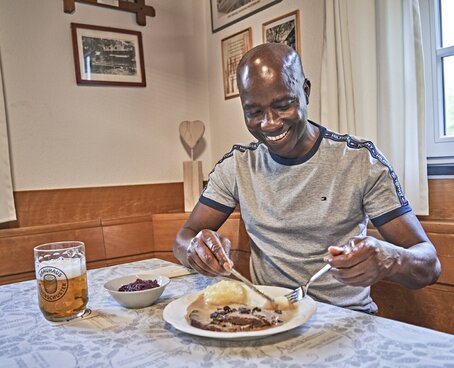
[{"xmin": 304, "ymin": 79, "xmax": 311, "ymax": 105}]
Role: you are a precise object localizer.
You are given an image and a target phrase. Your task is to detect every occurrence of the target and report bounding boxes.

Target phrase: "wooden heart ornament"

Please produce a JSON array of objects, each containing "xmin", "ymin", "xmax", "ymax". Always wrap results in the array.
[{"xmin": 179, "ymin": 120, "xmax": 205, "ymax": 149}]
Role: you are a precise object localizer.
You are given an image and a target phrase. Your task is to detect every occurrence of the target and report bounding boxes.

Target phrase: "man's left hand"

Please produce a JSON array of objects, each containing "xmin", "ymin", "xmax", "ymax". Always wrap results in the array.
[{"xmin": 326, "ymin": 237, "xmax": 402, "ymax": 287}]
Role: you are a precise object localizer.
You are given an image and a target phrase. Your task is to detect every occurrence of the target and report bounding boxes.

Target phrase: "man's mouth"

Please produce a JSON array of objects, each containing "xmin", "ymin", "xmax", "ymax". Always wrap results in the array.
[{"xmin": 265, "ymin": 129, "xmax": 289, "ymax": 142}]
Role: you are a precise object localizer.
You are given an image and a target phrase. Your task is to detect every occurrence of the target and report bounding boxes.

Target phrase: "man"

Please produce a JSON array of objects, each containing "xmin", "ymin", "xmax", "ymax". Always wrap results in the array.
[{"xmin": 174, "ymin": 43, "xmax": 441, "ymax": 313}]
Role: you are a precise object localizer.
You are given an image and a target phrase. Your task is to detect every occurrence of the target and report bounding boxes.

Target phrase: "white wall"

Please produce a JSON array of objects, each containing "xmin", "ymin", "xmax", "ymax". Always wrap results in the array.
[
  {"xmin": 0, "ymin": 0, "xmax": 211, "ymax": 190},
  {"xmin": 0, "ymin": 0, "xmax": 325, "ymax": 191},
  {"xmin": 206, "ymin": 0, "xmax": 324, "ymax": 161}
]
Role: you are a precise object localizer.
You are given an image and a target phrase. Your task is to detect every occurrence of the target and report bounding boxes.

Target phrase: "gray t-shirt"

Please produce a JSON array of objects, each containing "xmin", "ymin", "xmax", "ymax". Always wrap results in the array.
[{"xmin": 200, "ymin": 122, "xmax": 411, "ymax": 313}]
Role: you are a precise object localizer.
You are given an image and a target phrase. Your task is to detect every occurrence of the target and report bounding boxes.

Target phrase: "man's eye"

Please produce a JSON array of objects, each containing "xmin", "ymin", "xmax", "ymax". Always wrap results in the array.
[
  {"xmin": 246, "ymin": 110, "xmax": 261, "ymax": 118},
  {"xmin": 274, "ymin": 101, "xmax": 293, "ymax": 110}
]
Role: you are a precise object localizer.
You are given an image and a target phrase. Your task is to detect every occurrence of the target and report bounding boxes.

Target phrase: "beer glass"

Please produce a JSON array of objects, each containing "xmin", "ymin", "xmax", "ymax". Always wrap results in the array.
[{"xmin": 34, "ymin": 241, "xmax": 88, "ymax": 322}]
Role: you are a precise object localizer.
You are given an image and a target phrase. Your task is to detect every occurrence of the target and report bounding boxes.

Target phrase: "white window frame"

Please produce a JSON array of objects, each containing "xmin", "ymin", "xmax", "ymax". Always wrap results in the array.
[{"xmin": 421, "ymin": 0, "xmax": 454, "ymax": 166}]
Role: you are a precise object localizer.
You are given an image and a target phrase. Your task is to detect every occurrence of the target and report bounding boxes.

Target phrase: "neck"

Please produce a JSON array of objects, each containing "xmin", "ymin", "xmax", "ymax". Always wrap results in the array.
[{"xmin": 296, "ymin": 120, "xmax": 319, "ymax": 157}]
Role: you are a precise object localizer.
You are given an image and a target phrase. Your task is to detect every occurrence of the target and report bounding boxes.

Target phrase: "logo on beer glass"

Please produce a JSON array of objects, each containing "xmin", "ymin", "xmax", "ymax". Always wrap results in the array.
[
  {"xmin": 34, "ymin": 241, "xmax": 88, "ymax": 322},
  {"xmin": 38, "ymin": 266, "xmax": 69, "ymax": 301}
]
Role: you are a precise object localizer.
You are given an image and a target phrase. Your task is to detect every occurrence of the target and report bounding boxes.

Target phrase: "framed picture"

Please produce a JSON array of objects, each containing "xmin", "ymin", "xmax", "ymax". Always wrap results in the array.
[
  {"xmin": 262, "ymin": 10, "xmax": 300, "ymax": 54},
  {"xmin": 210, "ymin": 0, "xmax": 282, "ymax": 33},
  {"xmin": 71, "ymin": 23, "xmax": 146, "ymax": 87},
  {"xmin": 221, "ymin": 28, "xmax": 252, "ymax": 99}
]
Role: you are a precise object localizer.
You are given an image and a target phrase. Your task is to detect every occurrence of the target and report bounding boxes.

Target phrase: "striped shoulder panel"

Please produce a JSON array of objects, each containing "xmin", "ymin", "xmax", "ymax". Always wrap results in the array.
[
  {"xmin": 324, "ymin": 130, "xmax": 408, "ymax": 206},
  {"xmin": 201, "ymin": 141, "xmax": 262, "ymax": 198},
  {"xmin": 212, "ymin": 141, "xmax": 262, "ymax": 169}
]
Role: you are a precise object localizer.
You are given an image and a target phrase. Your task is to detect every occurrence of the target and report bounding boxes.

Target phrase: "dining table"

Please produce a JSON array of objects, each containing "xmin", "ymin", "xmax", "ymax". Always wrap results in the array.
[{"xmin": 0, "ymin": 258, "xmax": 453, "ymax": 368}]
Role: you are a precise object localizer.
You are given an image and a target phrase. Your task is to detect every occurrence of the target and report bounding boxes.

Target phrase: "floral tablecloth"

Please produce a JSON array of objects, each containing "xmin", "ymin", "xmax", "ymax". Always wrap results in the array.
[{"xmin": 0, "ymin": 258, "xmax": 453, "ymax": 368}]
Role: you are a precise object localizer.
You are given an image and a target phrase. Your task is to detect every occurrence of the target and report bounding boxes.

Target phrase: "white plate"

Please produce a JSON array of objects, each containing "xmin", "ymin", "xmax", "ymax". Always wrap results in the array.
[{"xmin": 163, "ymin": 285, "xmax": 317, "ymax": 340}]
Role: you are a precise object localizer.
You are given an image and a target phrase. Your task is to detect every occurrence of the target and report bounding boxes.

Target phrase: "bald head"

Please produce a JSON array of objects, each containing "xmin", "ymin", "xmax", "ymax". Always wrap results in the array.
[{"xmin": 237, "ymin": 43, "xmax": 305, "ymax": 92}]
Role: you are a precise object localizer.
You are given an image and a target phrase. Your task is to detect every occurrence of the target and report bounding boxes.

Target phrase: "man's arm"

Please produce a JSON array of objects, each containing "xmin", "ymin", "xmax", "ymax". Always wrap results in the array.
[
  {"xmin": 375, "ymin": 211, "xmax": 441, "ymax": 287},
  {"xmin": 173, "ymin": 202, "xmax": 232, "ymax": 277},
  {"xmin": 327, "ymin": 211, "xmax": 441, "ymax": 289}
]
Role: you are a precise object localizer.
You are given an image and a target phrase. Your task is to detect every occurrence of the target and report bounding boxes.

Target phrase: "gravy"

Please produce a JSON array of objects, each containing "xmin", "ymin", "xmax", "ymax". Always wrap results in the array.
[{"xmin": 186, "ymin": 294, "xmax": 296, "ymax": 332}]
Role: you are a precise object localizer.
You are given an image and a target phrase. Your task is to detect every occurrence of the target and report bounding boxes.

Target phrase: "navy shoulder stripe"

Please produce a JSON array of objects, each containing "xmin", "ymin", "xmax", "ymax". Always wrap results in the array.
[
  {"xmin": 324, "ymin": 130, "xmax": 408, "ymax": 207},
  {"xmin": 217, "ymin": 141, "xmax": 261, "ymax": 165},
  {"xmin": 201, "ymin": 141, "xmax": 261, "ymax": 197},
  {"xmin": 207, "ymin": 141, "xmax": 262, "ymax": 177}
]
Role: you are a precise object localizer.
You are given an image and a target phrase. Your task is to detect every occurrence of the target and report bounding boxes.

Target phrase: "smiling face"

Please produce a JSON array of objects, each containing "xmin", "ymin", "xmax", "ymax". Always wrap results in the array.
[{"xmin": 237, "ymin": 44, "xmax": 312, "ymax": 159}]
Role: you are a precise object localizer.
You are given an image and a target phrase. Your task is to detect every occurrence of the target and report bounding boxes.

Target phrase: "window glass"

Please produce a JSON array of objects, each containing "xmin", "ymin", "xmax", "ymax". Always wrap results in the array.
[
  {"xmin": 440, "ymin": 0, "xmax": 454, "ymax": 47},
  {"xmin": 421, "ymin": 0, "xmax": 454, "ymax": 163},
  {"xmin": 442, "ymin": 55, "xmax": 454, "ymax": 136}
]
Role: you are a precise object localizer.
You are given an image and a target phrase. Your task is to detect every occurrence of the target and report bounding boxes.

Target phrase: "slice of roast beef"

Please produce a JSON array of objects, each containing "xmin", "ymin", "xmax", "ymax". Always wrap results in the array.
[{"xmin": 188, "ymin": 304, "xmax": 283, "ymax": 332}]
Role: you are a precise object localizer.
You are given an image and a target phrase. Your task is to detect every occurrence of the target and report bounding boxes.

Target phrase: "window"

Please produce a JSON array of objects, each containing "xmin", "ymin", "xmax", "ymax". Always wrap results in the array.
[{"xmin": 421, "ymin": 0, "xmax": 454, "ymax": 168}]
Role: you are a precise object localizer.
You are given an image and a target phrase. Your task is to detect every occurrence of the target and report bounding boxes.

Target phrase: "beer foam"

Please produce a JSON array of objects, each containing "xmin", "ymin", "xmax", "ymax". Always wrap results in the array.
[{"xmin": 36, "ymin": 258, "xmax": 86, "ymax": 280}]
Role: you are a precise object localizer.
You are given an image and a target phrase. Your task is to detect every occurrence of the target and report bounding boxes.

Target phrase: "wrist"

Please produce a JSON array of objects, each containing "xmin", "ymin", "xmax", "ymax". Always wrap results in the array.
[{"xmin": 386, "ymin": 244, "xmax": 406, "ymax": 279}]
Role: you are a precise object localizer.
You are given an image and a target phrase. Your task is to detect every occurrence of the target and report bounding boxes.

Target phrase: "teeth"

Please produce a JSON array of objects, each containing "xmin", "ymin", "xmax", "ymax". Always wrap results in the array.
[{"xmin": 266, "ymin": 130, "xmax": 288, "ymax": 141}]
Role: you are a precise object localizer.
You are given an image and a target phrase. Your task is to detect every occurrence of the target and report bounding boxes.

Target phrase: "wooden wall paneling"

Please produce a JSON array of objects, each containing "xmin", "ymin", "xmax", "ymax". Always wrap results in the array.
[
  {"xmin": 238, "ymin": 217, "xmax": 251, "ymax": 252},
  {"xmin": 13, "ymin": 183, "xmax": 185, "ymax": 227},
  {"xmin": 218, "ymin": 214, "xmax": 240, "ymax": 249},
  {"xmin": 425, "ymin": 179, "xmax": 454, "ymax": 221},
  {"xmin": 0, "ymin": 271, "xmax": 36, "ymax": 285},
  {"xmin": 152, "ymin": 212, "xmax": 241, "ymax": 252},
  {"xmin": 102, "ymin": 215, "xmax": 154, "ymax": 260},
  {"xmin": 105, "ymin": 253, "xmax": 156, "ymax": 267},
  {"xmin": 233, "ymin": 217, "xmax": 252, "ymax": 278},
  {"xmin": 423, "ymin": 231, "xmax": 454, "ymax": 285},
  {"xmin": 0, "ymin": 220, "xmax": 101, "ymax": 239},
  {"xmin": 152, "ymin": 213, "xmax": 190, "ymax": 251},
  {"xmin": 0, "ymin": 221, "xmax": 106, "ymax": 285},
  {"xmin": 371, "ymin": 280, "xmax": 454, "ymax": 334},
  {"xmin": 63, "ymin": 0, "xmax": 156, "ymax": 27}
]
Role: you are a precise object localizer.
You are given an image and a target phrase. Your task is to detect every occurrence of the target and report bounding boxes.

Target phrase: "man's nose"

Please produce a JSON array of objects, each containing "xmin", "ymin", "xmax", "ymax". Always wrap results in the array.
[{"xmin": 261, "ymin": 110, "xmax": 281, "ymax": 131}]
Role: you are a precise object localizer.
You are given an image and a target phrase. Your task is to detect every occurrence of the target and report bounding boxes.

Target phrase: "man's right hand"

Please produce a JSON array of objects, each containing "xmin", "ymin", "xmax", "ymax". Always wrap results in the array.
[
  {"xmin": 173, "ymin": 202, "xmax": 234, "ymax": 277},
  {"xmin": 186, "ymin": 229, "xmax": 233, "ymax": 277}
]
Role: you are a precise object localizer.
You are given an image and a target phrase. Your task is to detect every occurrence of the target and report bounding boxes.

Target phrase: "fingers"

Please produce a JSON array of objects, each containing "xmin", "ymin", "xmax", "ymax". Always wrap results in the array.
[
  {"xmin": 327, "ymin": 246, "xmax": 344, "ymax": 256},
  {"xmin": 187, "ymin": 238, "xmax": 218, "ymax": 276},
  {"xmin": 327, "ymin": 243, "xmax": 369, "ymax": 268},
  {"xmin": 186, "ymin": 230, "xmax": 233, "ymax": 276},
  {"xmin": 205, "ymin": 234, "xmax": 232, "ymax": 271},
  {"xmin": 330, "ymin": 257, "xmax": 379, "ymax": 287},
  {"xmin": 327, "ymin": 238, "xmax": 371, "ymax": 285},
  {"xmin": 327, "ymin": 237, "xmax": 397, "ymax": 286}
]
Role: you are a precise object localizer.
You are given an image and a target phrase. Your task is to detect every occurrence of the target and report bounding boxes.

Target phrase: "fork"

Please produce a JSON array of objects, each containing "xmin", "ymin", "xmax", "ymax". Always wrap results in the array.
[{"xmin": 284, "ymin": 239, "xmax": 356, "ymax": 303}]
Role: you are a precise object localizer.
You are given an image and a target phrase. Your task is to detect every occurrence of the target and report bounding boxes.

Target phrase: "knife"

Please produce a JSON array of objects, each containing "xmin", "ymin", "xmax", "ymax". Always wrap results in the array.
[{"xmin": 230, "ymin": 268, "xmax": 277, "ymax": 307}]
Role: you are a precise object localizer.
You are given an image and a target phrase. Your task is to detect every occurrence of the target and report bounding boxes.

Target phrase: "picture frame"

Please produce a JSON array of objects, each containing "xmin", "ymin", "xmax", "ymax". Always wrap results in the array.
[
  {"xmin": 210, "ymin": 0, "xmax": 282, "ymax": 33},
  {"xmin": 262, "ymin": 10, "xmax": 301, "ymax": 54},
  {"xmin": 221, "ymin": 28, "xmax": 252, "ymax": 99},
  {"xmin": 71, "ymin": 23, "xmax": 146, "ymax": 87}
]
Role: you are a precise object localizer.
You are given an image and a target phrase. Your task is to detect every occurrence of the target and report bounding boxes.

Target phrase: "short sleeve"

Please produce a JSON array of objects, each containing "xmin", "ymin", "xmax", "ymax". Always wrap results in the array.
[
  {"xmin": 361, "ymin": 144, "xmax": 412, "ymax": 227},
  {"xmin": 199, "ymin": 151, "xmax": 238, "ymax": 214}
]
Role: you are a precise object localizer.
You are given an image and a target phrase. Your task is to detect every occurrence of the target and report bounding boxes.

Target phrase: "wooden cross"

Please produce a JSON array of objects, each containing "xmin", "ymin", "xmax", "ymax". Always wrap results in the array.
[{"xmin": 63, "ymin": 0, "xmax": 155, "ymax": 26}]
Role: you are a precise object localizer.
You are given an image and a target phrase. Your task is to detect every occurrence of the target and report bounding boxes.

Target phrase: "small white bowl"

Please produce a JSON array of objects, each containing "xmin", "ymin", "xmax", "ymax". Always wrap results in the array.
[{"xmin": 104, "ymin": 274, "xmax": 170, "ymax": 309}]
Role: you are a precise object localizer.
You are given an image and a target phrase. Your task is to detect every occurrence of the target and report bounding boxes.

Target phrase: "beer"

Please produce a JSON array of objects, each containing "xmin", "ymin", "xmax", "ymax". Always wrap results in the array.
[{"xmin": 34, "ymin": 242, "xmax": 89, "ymax": 322}]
